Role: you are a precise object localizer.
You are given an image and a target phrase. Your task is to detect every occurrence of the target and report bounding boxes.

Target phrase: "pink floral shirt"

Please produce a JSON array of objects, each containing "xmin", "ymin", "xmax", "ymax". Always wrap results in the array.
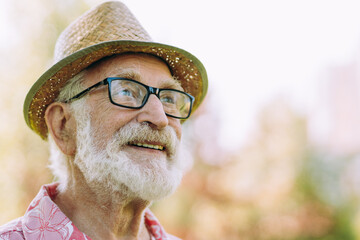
[{"xmin": 0, "ymin": 183, "xmax": 180, "ymax": 240}]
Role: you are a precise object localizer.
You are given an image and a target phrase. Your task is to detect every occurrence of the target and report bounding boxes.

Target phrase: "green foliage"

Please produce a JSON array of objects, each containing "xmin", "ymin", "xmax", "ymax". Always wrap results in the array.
[{"xmin": 295, "ymin": 150, "xmax": 357, "ymax": 240}]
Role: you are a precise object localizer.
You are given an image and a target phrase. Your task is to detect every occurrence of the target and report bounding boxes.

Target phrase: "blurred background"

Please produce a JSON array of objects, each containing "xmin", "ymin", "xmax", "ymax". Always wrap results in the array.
[{"xmin": 1, "ymin": 0, "xmax": 360, "ymax": 239}]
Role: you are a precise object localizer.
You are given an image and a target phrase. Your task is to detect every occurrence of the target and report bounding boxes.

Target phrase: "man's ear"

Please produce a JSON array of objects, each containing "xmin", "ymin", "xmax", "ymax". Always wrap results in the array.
[{"xmin": 45, "ymin": 102, "xmax": 77, "ymax": 156}]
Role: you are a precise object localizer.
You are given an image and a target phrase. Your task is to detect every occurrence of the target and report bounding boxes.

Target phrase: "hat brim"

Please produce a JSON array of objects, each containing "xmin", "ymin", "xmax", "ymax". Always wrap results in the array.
[{"xmin": 23, "ymin": 40, "xmax": 208, "ymax": 139}]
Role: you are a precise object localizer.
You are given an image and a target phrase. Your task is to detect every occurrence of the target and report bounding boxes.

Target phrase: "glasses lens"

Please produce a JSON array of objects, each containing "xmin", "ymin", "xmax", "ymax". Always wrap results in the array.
[
  {"xmin": 110, "ymin": 79, "xmax": 147, "ymax": 107},
  {"xmin": 159, "ymin": 90, "xmax": 192, "ymax": 118}
]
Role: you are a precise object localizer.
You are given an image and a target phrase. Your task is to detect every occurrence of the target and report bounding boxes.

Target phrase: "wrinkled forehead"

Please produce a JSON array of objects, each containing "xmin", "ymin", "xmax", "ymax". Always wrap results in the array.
[{"xmin": 83, "ymin": 53, "xmax": 183, "ymax": 90}]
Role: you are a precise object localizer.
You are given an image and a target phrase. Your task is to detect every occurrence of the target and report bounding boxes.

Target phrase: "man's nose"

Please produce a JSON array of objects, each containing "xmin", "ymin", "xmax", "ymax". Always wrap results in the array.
[{"xmin": 136, "ymin": 94, "xmax": 168, "ymax": 129}]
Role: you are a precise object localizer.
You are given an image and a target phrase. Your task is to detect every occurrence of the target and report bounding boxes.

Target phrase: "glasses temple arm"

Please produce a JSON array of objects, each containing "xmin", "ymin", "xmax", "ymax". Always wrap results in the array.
[{"xmin": 64, "ymin": 80, "xmax": 107, "ymax": 103}]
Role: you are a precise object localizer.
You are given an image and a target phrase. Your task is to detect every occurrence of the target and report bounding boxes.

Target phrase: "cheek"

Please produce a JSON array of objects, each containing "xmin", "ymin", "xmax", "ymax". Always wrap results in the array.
[
  {"xmin": 90, "ymin": 114, "xmax": 117, "ymax": 139},
  {"xmin": 89, "ymin": 107, "xmax": 136, "ymax": 140},
  {"xmin": 87, "ymin": 105, "xmax": 115, "ymax": 143}
]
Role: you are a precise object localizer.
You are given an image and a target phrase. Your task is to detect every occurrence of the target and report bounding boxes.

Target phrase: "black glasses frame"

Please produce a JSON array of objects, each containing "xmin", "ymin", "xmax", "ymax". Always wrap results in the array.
[{"xmin": 64, "ymin": 77, "xmax": 195, "ymax": 119}]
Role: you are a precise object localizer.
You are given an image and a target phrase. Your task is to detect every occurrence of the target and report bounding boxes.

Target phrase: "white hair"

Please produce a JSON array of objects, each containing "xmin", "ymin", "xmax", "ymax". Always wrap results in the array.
[{"xmin": 48, "ymin": 71, "xmax": 86, "ymax": 185}]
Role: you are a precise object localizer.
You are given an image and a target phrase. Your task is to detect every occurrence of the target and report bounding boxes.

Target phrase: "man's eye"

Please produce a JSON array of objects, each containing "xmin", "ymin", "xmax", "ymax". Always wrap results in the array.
[
  {"xmin": 119, "ymin": 89, "xmax": 133, "ymax": 97},
  {"xmin": 161, "ymin": 96, "xmax": 175, "ymax": 104}
]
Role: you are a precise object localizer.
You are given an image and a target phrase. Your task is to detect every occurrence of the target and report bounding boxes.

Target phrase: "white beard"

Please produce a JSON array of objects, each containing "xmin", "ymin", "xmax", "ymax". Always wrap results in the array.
[{"xmin": 72, "ymin": 102, "xmax": 187, "ymax": 201}]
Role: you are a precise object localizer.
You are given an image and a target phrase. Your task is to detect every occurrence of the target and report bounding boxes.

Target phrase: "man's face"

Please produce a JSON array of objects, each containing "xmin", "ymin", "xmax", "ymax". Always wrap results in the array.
[
  {"xmin": 83, "ymin": 53, "xmax": 182, "ymax": 155},
  {"xmin": 70, "ymin": 54, "xmax": 189, "ymax": 200}
]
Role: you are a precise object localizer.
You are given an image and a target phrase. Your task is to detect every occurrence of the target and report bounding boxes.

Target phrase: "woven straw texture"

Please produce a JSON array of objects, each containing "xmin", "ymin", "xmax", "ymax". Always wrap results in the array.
[{"xmin": 24, "ymin": 1, "xmax": 208, "ymax": 139}]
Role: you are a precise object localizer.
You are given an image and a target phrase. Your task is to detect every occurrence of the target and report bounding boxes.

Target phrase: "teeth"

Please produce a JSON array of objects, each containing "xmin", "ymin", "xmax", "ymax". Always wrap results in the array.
[{"xmin": 132, "ymin": 143, "xmax": 164, "ymax": 150}]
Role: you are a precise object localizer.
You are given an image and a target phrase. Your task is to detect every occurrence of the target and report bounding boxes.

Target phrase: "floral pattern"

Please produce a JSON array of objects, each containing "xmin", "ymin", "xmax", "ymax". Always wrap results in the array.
[
  {"xmin": 0, "ymin": 183, "xmax": 179, "ymax": 240},
  {"xmin": 23, "ymin": 196, "xmax": 73, "ymax": 240}
]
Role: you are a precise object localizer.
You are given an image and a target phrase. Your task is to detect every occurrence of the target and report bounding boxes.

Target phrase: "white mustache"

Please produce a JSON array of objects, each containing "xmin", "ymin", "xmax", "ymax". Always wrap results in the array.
[{"xmin": 108, "ymin": 122, "xmax": 179, "ymax": 158}]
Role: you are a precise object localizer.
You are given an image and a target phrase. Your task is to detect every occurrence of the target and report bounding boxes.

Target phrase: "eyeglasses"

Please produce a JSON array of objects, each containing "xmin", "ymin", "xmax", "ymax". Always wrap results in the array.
[{"xmin": 64, "ymin": 77, "xmax": 195, "ymax": 119}]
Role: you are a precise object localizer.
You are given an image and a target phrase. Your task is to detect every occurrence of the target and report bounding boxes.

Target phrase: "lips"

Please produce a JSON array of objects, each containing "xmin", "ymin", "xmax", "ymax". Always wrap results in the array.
[{"xmin": 129, "ymin": 142, "xmax": 165, "ymax": 151}]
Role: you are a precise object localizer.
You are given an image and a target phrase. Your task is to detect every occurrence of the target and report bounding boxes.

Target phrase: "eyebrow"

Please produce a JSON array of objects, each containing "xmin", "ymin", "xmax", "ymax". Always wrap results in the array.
[
  {"xmin": 113, "ymin": 70, "xmax": 141, "ymax": 80},
  {"xmin": 113, "ymin": 70, "xmax": 184, "ymax": 91}
]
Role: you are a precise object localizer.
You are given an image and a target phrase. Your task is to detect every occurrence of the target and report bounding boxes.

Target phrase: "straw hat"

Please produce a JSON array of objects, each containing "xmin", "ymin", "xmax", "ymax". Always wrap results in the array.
[{"xmin": 23, "ymin": 1, "xmax": 208, "ymax": 139}]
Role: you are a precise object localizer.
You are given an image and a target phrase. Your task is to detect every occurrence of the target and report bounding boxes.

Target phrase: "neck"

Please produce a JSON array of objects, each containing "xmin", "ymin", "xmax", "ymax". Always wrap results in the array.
[{"xmin": 53, "ymin": 165, "xmax": 152, "ymax": 240}]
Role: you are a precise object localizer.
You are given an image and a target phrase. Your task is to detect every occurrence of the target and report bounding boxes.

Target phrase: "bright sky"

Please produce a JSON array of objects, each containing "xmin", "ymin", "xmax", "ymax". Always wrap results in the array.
[{"xmin": 3, "ymin": 0, "xmax": 360, "ymax": 151}]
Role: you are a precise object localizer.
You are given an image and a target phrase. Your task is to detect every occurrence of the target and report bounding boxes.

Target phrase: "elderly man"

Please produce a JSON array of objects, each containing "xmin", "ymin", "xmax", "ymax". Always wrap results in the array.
[{"xmin": 0, "ymin": 1, "xmax": 207, "ymax": 240}]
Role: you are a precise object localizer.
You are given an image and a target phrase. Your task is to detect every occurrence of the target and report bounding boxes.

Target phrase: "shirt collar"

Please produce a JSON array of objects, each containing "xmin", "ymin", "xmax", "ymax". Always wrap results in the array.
[{"xmin": 21, "ymin": 183, "xmax": 170, "ymax": 240}]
